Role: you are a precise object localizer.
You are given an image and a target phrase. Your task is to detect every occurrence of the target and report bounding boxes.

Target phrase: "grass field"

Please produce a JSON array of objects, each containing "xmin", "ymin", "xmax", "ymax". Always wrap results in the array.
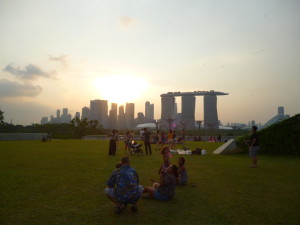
[{"xmin": 0, "ymin": 140, "xmax": 299, "ymax": 225}]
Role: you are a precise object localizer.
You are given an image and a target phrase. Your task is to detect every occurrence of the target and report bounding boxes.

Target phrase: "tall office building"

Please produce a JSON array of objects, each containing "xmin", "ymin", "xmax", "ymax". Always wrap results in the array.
[
  {"xmin": 161, "ymin": 96, "xmax": 176, "ymax": 120},
  {"xmin": 181, "ymin": 96, "xmax": 196, "ymax": 130},
  {"xmin": 125, "ymin": 103, "xmax": 135, "ymax": 129},
  {"xmin": 75, "ymin": 112, "xmax": 80, "ymax": 119},
  {"xmin": 145, "ymin": 101, "xmax": 154, "ymax": 122},
  {"xmin": 89, "ymin": 100, "xmax": 99, "ymax": 121},
  {"xmin": 56, "ymin": 109, "xmax": 61, "ymax": 119},
  {"xmin": 41, "ymin": 117, "xmax": 48, "ymax": 125},
  {"xmin": 90, "ymin": 99, "xmax": 108, "ymax": 128},
  {"xmin": 108, "ymin": 103, "xmax": 118, "ymax": 129},
  {"xmin": 203, "ymin": 95, "xmax": 219, "ymax": 130},
  {"xmin": 278, "ymin": 106, "xmax": 284, "ymax": 116},
  {"xmin": 174, "ymin": 102, "xmax": 178, "ymax": 116},
  {"xmin": 61, "ymin": 108, "xmax": 69, "ymax": 123},
  {"xmin": 136, "ymin": 112, "xmax": 145, "ymax": 125},
  {"xmin": 101, "ymin": 100, "xmax": 108, "ymax": 128},
  {"xmin": 118, "ymin": 105, "xmax": 126, "ymax": 130},
  {"xmin": 161, "ymin": 96, "xmax": 176, "ymax": 128},
  {"xmin": 81, "ymin": 107, "xmax": 90, "ymax": 120}
]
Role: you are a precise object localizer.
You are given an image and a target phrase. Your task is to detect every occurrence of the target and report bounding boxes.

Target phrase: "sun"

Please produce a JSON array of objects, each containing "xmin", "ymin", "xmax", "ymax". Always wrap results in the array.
[{"xmin": 94, "ymin": 74, "xmax": 148, "ymax": 105}]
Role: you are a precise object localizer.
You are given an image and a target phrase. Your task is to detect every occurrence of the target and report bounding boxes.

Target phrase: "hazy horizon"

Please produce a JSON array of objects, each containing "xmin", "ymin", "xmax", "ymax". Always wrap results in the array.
[{"xmin": 1, "ymin": 0, "xmax": 299, "ymax": 125}]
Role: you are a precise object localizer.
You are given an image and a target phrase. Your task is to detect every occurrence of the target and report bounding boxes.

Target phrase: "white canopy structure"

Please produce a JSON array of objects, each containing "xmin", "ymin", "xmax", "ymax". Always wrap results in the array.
[{"xmin": 136, "ymin": 123, "xmax": 156, "ymax": 129}]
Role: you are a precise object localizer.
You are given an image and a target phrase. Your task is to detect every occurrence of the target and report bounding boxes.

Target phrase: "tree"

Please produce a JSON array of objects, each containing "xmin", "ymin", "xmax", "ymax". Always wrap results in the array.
[
  {"xmin": 88, "ymin": 119, "xmax": 99, "ymax": 129},
  {"xmin": 0, "ymin": 109, "xmax": 4, "ymax": 124}
]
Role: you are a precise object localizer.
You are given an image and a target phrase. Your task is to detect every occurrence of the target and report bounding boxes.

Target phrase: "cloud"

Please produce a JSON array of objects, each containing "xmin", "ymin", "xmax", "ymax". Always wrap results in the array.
[
  {"xmin": 48, "ymin": 54, "xmax": 68, "ymax": 68},
  {"xmin": 3, "ymin": 64, "xmax": 55, "ymax": 80},
  {"xmin": 120, "ymin": 16, "xmax": 139, "ymax": 29},
  {"xmin": 0, "ymin": 79, "xmax": 42, "ymax": 98}
]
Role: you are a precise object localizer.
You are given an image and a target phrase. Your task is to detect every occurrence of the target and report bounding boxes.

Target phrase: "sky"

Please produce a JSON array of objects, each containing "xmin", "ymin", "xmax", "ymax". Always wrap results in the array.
[{"xmin": 0, "ymin": 0, "xmax": 300, "ymax": 126}]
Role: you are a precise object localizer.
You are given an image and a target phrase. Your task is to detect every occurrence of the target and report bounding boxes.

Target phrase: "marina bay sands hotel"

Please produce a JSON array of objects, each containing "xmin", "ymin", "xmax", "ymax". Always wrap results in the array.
[{"xmin": 160, "ymin": 90, "xmax": 228, "ymax": 130}]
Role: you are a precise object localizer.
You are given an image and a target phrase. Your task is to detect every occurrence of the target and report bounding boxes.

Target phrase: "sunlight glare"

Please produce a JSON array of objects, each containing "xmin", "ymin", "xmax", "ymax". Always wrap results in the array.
[{"xmin": 94, "ymin": 74, "xmax": 148, "ymax": 104}]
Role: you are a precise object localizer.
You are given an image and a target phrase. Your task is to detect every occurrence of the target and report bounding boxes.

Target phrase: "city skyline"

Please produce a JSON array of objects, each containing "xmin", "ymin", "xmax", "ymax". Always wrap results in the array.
[
  {"xmin": 39, "ymin": 97, "xmax": 285, "ymax": 131},
  {"xmin": 1, "ymin": 1, "xmax": 300, "ymax": 125}
]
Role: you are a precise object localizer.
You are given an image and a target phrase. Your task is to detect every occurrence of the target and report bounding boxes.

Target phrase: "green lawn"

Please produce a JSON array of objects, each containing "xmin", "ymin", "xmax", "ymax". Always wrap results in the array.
[{"xmin": 0, "ymin": 140, "xmax": 299, "ymax": 225}]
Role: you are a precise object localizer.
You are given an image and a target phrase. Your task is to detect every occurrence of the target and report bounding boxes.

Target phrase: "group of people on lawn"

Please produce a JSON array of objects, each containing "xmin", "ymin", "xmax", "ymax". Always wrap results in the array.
[
  {"xmin": 109, "ymin": 128, "xmax": 186, "ymax": 156},
  {"xmin": 105, "ymin": 146, "xmax": 188, "ymax": 213},
  {"xmin": 105, "ymin": 126, "xmax": 259, "ymax": 213}
]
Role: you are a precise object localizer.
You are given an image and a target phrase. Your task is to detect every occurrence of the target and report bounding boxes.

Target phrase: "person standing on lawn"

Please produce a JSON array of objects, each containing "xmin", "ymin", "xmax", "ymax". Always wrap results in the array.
[
  {"xmin": 249, "ymin": 126, "xmax": 260, "ymax": 168},
  {"xmin": 108, "ymin": 129, "xmax": 117, "ymax": 155},
  {"xmin": 142, "ymin": 128, "xmax": 152, "ymax": 155}
]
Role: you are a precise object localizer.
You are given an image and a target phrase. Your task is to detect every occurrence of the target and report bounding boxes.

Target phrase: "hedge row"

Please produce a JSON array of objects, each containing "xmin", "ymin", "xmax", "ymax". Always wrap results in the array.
[{"xmin": 236, "ymin": 114, "xmax": 300, "ymax": 154}]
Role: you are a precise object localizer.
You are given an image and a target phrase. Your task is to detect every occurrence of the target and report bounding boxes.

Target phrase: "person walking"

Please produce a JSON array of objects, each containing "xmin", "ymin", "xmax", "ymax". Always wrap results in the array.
[{"xmin": 249, "ymin": 126, "xmax": 260, "ymax": 168}]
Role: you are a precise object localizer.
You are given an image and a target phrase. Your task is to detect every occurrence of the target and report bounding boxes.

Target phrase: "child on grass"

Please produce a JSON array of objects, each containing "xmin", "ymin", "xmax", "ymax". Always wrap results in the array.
[{"xmin": 177, "ymin": 157, "xmax": 188, "ymax": 185}]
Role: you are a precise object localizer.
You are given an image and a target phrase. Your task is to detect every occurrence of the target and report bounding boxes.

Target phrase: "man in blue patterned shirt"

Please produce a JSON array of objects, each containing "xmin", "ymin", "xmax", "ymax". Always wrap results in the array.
[{"xmin": 105, "ymin": 156, "xmax": 143, "ymax": 213}]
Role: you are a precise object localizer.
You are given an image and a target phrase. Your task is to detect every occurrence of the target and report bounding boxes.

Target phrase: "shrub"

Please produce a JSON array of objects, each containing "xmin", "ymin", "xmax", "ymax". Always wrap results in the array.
[{"xmin": 236, "ymin": 114, "xmax": 300, "ymax": 154}]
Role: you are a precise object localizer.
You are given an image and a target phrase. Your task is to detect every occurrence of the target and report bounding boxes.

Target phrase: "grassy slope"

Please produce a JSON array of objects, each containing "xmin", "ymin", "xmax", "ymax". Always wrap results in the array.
[{"xmin": 0, "ymin": 140, "xmax": 299, "ymax": 225}]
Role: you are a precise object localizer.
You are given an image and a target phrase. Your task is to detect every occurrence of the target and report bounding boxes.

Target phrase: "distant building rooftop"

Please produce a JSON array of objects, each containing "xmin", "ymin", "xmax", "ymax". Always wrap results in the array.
[{"xmin": 161, "ymin": 90, "xmax": 228, "ymax": 97}]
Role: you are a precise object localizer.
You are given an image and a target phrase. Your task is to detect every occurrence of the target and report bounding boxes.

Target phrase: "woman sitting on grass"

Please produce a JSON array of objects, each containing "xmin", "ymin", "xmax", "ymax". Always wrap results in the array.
[
  {"xmin": 177, "ymin": 157, "xmax": 188, "ymax": 185},
  {"xmin": 158, "ymin": 147, "xmax": 172, "ymax": 175},
  {"xmin": 143, "ymin": 164, "xmax": 178, "ymax": 201}
]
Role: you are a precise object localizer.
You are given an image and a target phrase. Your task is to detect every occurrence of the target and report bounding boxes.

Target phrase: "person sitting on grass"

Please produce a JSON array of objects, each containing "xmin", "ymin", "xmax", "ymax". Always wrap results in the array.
[
  {"xmin": 105, "ymin": 156, "xmax": 143, "ymax": 213},
  {"xmin": 159, "ymin": 147, "xmax": 172, "ymax": 175},
  {"xmin": 177, "ymin": 157, "xmax": 188, "ymax": 185},
  {"xmin": 143, "ymin": 164, "xmax": 178, "ymax": 201}
]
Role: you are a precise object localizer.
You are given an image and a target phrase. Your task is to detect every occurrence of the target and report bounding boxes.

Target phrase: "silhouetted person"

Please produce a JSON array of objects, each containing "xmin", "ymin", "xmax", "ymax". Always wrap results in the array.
[
  {"xmin": 248, "ymin": 126, "xmax": 260, "ymax": 168},
  {"xmin": 142, "ymin": 128, "xmax": 152, "ymax": 155},
  {"xmin": 108, "ymin": 129, "xmax": 117, "ymax": 155}
]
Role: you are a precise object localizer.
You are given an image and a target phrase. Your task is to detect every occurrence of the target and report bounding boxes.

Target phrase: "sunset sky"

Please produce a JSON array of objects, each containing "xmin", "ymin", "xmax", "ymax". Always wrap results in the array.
[{"xmin": 1, "ymin": 0, "xmax": 299, "ymax": 125}]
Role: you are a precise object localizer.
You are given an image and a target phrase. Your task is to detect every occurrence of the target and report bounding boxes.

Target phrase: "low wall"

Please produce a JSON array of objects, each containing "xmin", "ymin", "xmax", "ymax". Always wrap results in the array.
[
  {"xmin": 213, "ymin": 139, "xmax": 243, "ymax": 154},
  {"xmin": 0, "ymin": 133, "xmax": 48, "ymax": 141}
]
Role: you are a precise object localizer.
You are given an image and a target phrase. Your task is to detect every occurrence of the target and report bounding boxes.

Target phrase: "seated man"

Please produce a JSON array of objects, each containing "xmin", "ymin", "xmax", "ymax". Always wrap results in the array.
[
  {"xmin": 105, "ymin": 156, "xmax": 143, "ymax": 213},
  {"xmin": 143, "ymin": 164, "xmax": 178, "ymax": 201}
]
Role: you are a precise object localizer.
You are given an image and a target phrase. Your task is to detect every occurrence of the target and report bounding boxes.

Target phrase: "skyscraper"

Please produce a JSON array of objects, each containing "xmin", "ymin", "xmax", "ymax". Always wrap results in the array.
[
  {"xmin": 100, "ymin": 100, "xmax": 108, "ymax": 128},
  {"xmin": 56, "ymin": 109, "xmax": 61, "ymax": 119},
  {"xmin": 90, "ymin": 100, "xmax": 100, "ymax": 121},
  {"xmin": 75, "ymin": 112, "xmax": 80, "ymax": 119},
  {"xmin": 174, "ymin": 102, "xmax": 178, "ymax": 116},
  {"xmin": 41, "ymin": 117, "xmax": 48, "ymax": 125},
  {"xmin": 90, "ymin": 99, "xmax": 108, "ymax": 128},
  {"xmin": 161, "ymin": 96, "xmax": 176, "ymax": 128},
  {"xmin": 203, "ymin": 95, "xmax": 219, "ymax": 130},
  {"xmin": 61, "ymin": 108, "xmax": 69, "ymax": 123},
  {"xmin": 118, "ymin": 105, "xmax": 126, "ymax": 130},
  {"xmin": 278, "ymin": 106, "xmax": 284, "ymax": 116},
  {"xmin": 81, "ymin": 106, "xmax": 90, "ymax": 120},
  {"xmin": 181, "ymin": 95, "xmax": 196, "ymax": 130},
  {"xmin": 136, "ymin": 112, "xmax": 145, "ymax": 125},
  {"xmin": 108, "ymin": 103, "xmax": 118, "ymax": 129},
  {"xmin": 145, "ymin": 101, "xmax": 154, "ymax": 122},
  {"xmin": 125, "ymin": 103, "xmax": 135, "ymax": 129}
]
